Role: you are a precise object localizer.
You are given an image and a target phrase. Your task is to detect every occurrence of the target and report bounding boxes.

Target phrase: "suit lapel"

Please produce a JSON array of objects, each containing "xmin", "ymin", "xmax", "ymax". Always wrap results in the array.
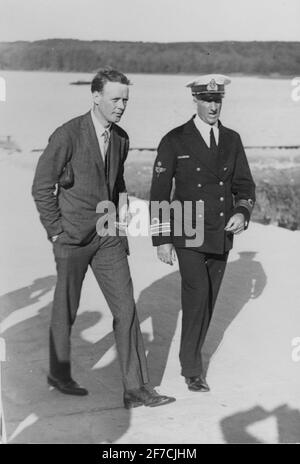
[
  {"xmin": 81, "ymin": 112, "xmax": 106, "ymax": 173},
  {"xmin": 217, "ymin": 124, "xmax": 235, "ymax": 179},
  {"xmin": 80, "ymin": 114, "xmax": 123, "ymax": 197},
  {"xmin": 107, "ymin": 124, "xmax": 122, "ymax": 196},
  {"xmin": 180, "ymin": 118, "xmax": 235, "ymax": 180}
]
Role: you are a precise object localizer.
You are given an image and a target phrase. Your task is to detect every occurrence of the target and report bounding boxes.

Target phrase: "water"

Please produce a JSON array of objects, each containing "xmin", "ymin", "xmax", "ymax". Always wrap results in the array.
[{"xmin": 0, "ymin": 70, "xmax": 299, "ymax": 152}]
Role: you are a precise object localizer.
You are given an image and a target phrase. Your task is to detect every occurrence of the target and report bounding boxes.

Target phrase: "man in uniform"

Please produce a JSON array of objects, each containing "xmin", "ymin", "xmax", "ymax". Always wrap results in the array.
[
  {"xmin": 32, "ymin": 67, "xmax": 173, "ymax": 408},
  {"xmin": 150, "ymin": 74, "xmax": 256, "ymax": 392}
]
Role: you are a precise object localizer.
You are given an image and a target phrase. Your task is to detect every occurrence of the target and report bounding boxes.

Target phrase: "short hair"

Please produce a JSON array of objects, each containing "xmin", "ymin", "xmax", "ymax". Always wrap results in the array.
[{"xmin": 91, "ymin": 66, "xmax": 131, "ymax": 93}]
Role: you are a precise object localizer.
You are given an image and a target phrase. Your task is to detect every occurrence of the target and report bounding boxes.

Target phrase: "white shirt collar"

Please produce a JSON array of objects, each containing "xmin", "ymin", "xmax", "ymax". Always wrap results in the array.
[
  {"xmin": 91, "ymin": 109, "xmax": 111, "ymax": 136},
  {"xmin": 193, "ymin": 114, "xmax": 219, "ymax": 147},
  {"xmin": 90, "ymin": 109, "xmax": 111, "ymax": 160}
]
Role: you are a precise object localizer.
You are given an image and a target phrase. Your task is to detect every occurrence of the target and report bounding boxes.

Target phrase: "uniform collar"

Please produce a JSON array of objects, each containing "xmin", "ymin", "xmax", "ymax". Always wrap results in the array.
[
  {"xmin": 194, "ymin": 114, "xmax": 219, "ymax": 136},
  {"xmin": 193, "ymin": 114, "xmax": 219, "ymax": 146}
]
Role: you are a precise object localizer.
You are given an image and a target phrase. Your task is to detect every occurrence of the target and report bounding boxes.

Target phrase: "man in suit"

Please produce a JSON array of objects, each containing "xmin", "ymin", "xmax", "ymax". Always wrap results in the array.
[
  {"xmin": 150, "ymin": 74, "xmax": 256, "ymax": 392},
  {"xmin": 32, "ymin": 67, "xmax": 172, "ymax": 408}
]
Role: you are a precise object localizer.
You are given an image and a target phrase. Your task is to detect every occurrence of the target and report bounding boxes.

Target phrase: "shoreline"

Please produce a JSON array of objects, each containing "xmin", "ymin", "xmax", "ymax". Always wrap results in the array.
[{"xmin": 0, "ymin": 69, "xmax": 296, "ymax": 80}]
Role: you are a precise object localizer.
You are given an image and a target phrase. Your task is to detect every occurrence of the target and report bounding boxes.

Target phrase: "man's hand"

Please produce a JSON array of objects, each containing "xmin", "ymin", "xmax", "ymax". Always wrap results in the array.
[
  {"xmin": 224, "ymin": 213, "xmax": 245, "ymax": 234},
  {"xmin": 157, "ymin": 244, "xmax": 176, "ymax": 265}
]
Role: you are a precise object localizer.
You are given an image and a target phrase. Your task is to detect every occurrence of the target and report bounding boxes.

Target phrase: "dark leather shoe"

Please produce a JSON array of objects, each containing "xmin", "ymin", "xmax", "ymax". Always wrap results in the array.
[
  {"xmin": 47, "ymin": 375, "xmax": 88, "ymax": 396},
  {"xmin": 123, "ymin": 386, "xmax": 175, "ymax": 409},
  {"xmin": 185, "ymin": 376, "xmax": 210, "ymax": 392}
]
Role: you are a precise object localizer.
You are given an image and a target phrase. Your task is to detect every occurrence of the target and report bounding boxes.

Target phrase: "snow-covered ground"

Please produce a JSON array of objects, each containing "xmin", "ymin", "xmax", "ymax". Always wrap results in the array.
[{"xmin": 1, "ymin": 153, "xmax": 300, "ymax": 444}]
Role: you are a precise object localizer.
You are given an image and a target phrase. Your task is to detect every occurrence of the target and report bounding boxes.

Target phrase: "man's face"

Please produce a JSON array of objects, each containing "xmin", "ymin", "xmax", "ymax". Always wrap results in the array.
[
  {"xmin": 93, "ymin": 81, "xmax": 129, "ymax": 125},
  {"xmin": 194, "ymin": 94, "xmax": 222, "ymax": 125}
]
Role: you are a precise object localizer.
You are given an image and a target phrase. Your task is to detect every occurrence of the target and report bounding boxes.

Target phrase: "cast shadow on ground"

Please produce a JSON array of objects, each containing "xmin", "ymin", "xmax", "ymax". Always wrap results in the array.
[
  {"xmin": 1, "ymin": 251, "xmax": 267, "ymax": 443},
  {"xmin": 1, "ymin": 276, "xmax": 130, "ymax": 443},
  {"xmin": 83, "ymin": 271, "xmax": 182, "ymax": 389},
  {"xmin": 0, "ymin": 275, "xmax": 57, "ymax": 319},
  {"xmin": 220, "ymin": 404, "xmax": 300, "ymax": 443},
  {"xmin": 202, "ymin": 251, "xmax": 267, "ymax": 373},
  {"xmin": 88, "ymin": 251, "xmax": 266, "ymax": 390}
]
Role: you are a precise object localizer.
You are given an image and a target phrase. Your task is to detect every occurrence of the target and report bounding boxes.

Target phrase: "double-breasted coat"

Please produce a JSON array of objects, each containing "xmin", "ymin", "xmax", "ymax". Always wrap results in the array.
[{"xmin": 150, "ymin": 116, "xmax": 256, "ymax": 254}]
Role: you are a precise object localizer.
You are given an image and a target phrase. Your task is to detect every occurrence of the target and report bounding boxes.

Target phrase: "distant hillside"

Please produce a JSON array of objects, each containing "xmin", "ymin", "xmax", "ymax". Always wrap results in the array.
[{"xmin": 0, "ymin": 39, "xmax": 299, "ymax": 74}]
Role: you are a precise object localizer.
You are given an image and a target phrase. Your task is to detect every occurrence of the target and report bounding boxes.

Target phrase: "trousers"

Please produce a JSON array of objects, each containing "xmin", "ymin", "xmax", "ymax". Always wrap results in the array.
[
  {"xmin": 175, "ymin": 248, "xmax": 228, "ymax": 377},
  {"xmin": 50, "ymin": 233, "xmax": 149, "ymax": 390}
]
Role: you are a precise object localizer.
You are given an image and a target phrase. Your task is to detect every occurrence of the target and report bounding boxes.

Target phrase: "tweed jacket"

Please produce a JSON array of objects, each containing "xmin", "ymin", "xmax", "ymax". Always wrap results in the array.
[{"xmin": 32, "ymin": 111, "xmax": 129, "ymax": 246}]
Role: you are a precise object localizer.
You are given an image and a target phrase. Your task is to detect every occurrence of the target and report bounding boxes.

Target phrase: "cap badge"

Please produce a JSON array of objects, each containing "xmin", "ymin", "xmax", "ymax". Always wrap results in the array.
[{"xmin": 207, "ymin": 78, "xmax": 217, "ymax": 91}]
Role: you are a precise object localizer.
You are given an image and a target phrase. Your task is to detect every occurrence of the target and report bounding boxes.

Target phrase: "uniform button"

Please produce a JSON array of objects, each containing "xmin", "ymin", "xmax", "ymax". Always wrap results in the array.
[
  {"xmin": 198, "ymin": 184, "xmax": 202, "ymax": 188},
  {"xmin": 198, "ymin": 214, "xmax": 203, "ymax": 218},
  {"xmin": 219, "ymin": 181, "xmax": 224, "ymax": 186},
  {"xmin": 220, "ymin": 197, "xmax": 224, "ymax": 201},
  {"xmin": 196, "ymin": 167, "xmax": 201, "ymax": 171},
  {"xmin": 220, "ymin": 212, "xmax": 224, "ymax": 217}
]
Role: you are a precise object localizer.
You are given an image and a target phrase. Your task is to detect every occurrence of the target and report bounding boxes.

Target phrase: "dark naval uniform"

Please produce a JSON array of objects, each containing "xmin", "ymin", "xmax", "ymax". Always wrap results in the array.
[{"xmin": 150, "ymin": 115, "xmax": 256, "ymax": 379}]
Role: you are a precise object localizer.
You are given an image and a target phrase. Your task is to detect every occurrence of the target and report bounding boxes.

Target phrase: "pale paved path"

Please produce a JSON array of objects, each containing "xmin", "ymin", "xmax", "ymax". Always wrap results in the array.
[{"xmin": 1, "ymin": 157, "xmax": 300, "ymax": 443}]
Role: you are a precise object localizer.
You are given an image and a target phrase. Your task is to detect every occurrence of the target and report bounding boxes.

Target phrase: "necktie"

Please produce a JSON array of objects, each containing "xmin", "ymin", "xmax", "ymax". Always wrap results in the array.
[
  {"xmin": 103, "ymin": 129, "xmax": 110, "ymax": 183},
  {"xmin": 210, "ymin": 127, "xmax": 217, "ymax": 151},
  {"xmin": 103, "ymin": 129, "xmax": 110, "ymax": 156}
]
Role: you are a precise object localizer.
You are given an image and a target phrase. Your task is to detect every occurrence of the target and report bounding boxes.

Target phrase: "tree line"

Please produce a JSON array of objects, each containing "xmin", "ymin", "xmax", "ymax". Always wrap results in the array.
[{"xmin": 0, "ymin": 39, "xmax": 299, "ymax": 74}]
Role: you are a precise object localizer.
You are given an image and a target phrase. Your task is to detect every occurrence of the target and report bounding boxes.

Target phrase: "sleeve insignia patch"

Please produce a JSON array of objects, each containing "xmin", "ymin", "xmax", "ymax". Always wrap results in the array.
[{"xmin": 155, "ymin": 161, "xmax": 166, "ymax": 176}]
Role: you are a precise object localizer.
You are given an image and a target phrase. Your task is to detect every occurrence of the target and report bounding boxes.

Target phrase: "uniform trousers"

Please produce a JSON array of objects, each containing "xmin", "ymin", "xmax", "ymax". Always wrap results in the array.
[
  {"xmin": 175, "ymin": 247, "xmax": 229, "ymax": 377},
  {"xmin": 50, "ymin": 233, "xmax": 149, "ymax": 390}
]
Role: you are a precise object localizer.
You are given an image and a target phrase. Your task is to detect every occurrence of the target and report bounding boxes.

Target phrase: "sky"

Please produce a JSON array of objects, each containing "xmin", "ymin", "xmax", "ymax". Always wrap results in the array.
[{"xmin": 0, "ymin": 0, "xmax": 299, "ymax": 42}]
